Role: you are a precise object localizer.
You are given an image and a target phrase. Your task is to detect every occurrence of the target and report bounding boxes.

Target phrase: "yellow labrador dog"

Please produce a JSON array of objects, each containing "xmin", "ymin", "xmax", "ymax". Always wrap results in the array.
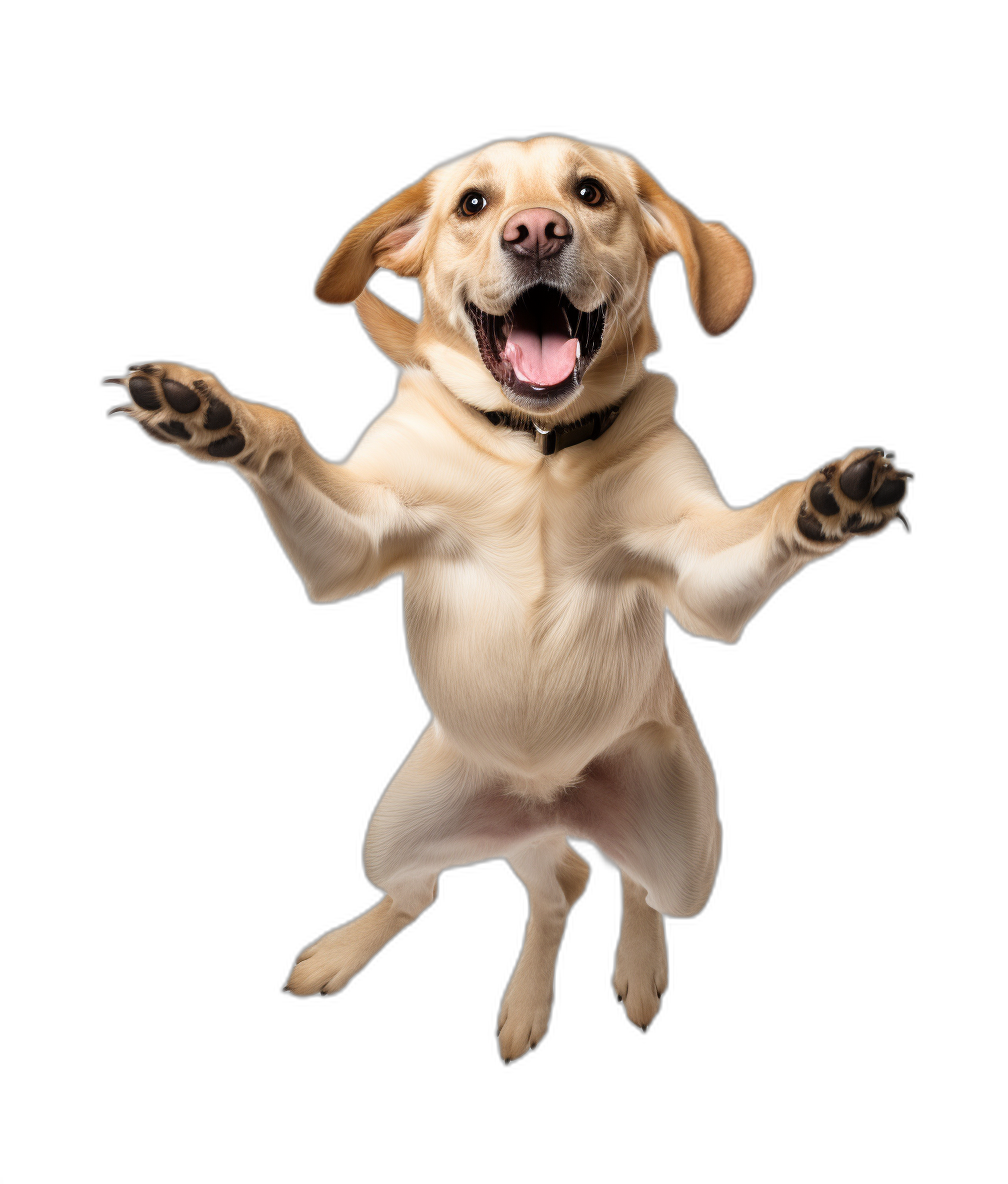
[{"xmin": 107, "ymin": 136, "xmax": 909, "ymax": 1061}]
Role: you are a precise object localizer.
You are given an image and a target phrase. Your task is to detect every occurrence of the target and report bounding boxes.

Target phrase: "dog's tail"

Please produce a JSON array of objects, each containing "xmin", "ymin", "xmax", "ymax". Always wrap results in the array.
[{"xmin": 354, "ymin": 290, "xmax": 420, "ymax": 368}]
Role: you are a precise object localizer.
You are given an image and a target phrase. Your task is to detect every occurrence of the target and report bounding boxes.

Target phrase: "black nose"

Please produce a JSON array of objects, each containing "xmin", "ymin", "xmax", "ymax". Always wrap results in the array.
[{"xmin": 501, "ymin": 207, "xmax": 571, "ymax": 260}]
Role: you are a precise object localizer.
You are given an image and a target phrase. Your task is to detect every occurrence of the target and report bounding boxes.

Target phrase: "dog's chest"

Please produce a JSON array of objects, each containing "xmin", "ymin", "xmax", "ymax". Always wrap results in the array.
[
  {"xmin": 402, "ymin": 458, "xmax": 665, "ymax": 768},
  {"xmin": 425, "ymin": 458, "xmax": 610, "ymax": 617}
]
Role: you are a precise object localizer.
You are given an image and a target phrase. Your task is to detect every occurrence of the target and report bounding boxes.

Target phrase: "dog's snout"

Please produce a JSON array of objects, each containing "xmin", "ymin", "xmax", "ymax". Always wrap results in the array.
[{"xmin": 502, "ymin": 208, "xmax": 571, "ymax": 260}]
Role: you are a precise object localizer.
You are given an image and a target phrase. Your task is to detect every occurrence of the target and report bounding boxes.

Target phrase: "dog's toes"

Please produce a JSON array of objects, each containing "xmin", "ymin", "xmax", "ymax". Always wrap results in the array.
[
  {"xmin": 809, "ymin": 481, "xmax": 840, "ymax": 516},
  {"xmin": 162, "ymin": 378, "xmax": 201, "ymax": 413},
  {"xmin": 838, "ymin": 452, "xmax": 879, "ymax": 501},
  {"xmin": 618, "ymin": 985, "xmax": 660, "ymax": 1031},
  {"xmin": 203, "ymin": 394, "xmax": 233, "ymax": 430},
  {"xmin": 796, "ymin": 447, "xmax": 911, "ymax": 547},
  {"xmin": 128, "ymin": 373, "xmax": 161, "ymax": 410},
  {"xmin": 497, "ymin": 977, "xmax": 552, "ymax": 1063},
  {"xmin": 107, "ymin": 361, "xmax": 248, "ymax": 462},
  {"xmin": 285, "ymin": 950, "xmax": 355, "ymax": 998},
  {"xmin": 613, "ymin": 923, "xmax": 668, "ymax": 1032},
  {"xmin": 871, "ymin": 475, "xmax": 907, "ymax": 507},
  {"xmin": 497, "ymin": 1010, "xmax": 542, "ymax": 1063},
  {"xmin": 797, "ymin": 506, "xmax": 827, "ymax": 542}
]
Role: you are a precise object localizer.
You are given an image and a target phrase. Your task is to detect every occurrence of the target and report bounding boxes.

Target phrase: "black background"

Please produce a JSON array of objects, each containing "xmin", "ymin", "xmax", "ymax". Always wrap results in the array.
[{"xmin": 76, "ymin": 81, "xmax": 928, "ymax": 1098}]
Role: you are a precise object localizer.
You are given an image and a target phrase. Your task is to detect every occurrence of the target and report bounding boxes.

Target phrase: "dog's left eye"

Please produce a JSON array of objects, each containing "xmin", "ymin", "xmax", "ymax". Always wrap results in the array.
[
  {"xmin": 460, "ymin": 191, "xmax": 487, "ymax": 217},
  {"xmin": 576, "ymin": 179, "xmax": 605, "ymax": 206}
]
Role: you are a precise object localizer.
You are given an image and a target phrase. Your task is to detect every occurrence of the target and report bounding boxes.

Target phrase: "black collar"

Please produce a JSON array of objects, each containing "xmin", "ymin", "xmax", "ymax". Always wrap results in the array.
[{"xmin": 482, "ymin": 403, "xmax": 621, "ymax": 455}]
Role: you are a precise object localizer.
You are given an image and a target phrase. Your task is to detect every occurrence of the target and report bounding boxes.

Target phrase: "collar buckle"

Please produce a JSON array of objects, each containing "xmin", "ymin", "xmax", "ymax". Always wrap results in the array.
[{"xmin": 485, "ymin": 403, "xmax": 621, "ymax": 456}]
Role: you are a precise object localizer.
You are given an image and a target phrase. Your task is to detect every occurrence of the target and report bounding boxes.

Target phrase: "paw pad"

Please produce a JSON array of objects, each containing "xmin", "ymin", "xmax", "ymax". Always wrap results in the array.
[
  {"xmin": 203, "ymin": 395, "xmax": 233, "ymax": 431},
  {"xmin": 809, "ymin": 481, "xmax": 840, "ymax": 516},
  {"xmin": 128, "ymin": 375, "xmax": 160, "ymax": 410},
  {"xmin": 797, "ymin": 504, "xmax": 826, "ymax": 541},
  {"xmin": 839, "ymin": 453, "xmax": 879, "ymax": 501},
  {"xmin": 797, "ymin": 448, "xmax": 911, "ymax": 546},
  {"xmin": 871, "ymin": 476, "xmax": 906, "ymax": 507},
  {"xmin": 162, "ymin": 379, "xmax": 201, "ymax": 413},
  {"xmin": 109, "ymin": 363, "xmax": 246, "ymax": 462},
  {"xmin": 208, "ymin": 433, "xmax": 245, "ymax": 457}
]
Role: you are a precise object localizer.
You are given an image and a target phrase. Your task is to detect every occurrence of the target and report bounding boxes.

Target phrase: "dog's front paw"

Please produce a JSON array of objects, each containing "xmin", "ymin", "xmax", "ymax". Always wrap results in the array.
[
  {"xmin": 796, "ymin": 448, "xmax": 911, "ymax": 546},
  {"xmin": 105, "ymin": 362, "xmax": 247, "ymax": 460}
]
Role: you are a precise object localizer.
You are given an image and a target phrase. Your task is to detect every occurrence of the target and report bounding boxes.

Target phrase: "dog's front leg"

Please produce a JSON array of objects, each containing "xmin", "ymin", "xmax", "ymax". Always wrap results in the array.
[
  {"xmin": 108, "ymin": 362, "xmax": 432, "ymax": 600},
  {"xmin": 623, "ymin": 435, "xmax": 911, "ymax": 642}
]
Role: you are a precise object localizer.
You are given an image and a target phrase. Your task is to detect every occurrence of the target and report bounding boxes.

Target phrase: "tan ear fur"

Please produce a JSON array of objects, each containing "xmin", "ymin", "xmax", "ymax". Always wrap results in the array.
[
  {"xmin": 354, "ymin": 290, "xmax": 419, "ymax": 367},
  {"xmin": 316, "ymin": 176, "xmax": 432, "ymax": 304},
  {"xmin": 631, "ymin": 163, "xmax": 753, "ymax": 335}
]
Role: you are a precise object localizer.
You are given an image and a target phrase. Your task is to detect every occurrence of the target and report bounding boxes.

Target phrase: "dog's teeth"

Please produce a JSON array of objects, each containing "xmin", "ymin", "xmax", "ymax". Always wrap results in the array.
[{"xmin": 576, "ymin": 339, "xmax": 581, "ymax": 359}]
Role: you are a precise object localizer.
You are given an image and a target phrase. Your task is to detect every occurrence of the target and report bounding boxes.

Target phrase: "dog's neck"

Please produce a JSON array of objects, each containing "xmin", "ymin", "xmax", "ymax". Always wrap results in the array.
[
  {"xmin": 352, "ymin": 288, "xmax": 639, "ymax": 449},
  {"xmin": 482, "ymin": 404, "xmax": 622, "ymax": 455}
]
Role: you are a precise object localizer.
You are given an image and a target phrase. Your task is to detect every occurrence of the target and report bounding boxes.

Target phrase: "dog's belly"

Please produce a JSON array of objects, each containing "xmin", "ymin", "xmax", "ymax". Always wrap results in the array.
[{"xmin": 404, "ymin": 559, "xmax": 668, "ymax": 789}]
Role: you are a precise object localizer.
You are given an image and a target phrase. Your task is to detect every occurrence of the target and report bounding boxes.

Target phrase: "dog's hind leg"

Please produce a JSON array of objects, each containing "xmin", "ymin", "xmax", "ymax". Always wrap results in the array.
[
  {"xmin": 497, "ymin": 837, "xmax": 590, "ymax": 1062},
  {"xmin": 556, "ymin": 701, "xmax": 721, "ymax": 1032},
  {"xmin": 612, "ymin": 871, "xmax": 668, "ymax": 1030},
  {"xmin": 285, "ymin": 726, "xmax": 551, "ymax": 1001}
]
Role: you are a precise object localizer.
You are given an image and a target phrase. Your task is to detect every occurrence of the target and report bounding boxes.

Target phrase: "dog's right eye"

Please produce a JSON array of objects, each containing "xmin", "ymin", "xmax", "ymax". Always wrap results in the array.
[{"xmin": 460, "ymin": 191, "xmax": 487, "ymax": 217}]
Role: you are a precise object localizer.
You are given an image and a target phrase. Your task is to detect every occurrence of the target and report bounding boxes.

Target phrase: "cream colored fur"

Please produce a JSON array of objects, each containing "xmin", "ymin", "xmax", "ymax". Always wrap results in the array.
[{"xmin": 110, "ymin": 137, "xmax": 908, "ymax": 1061}]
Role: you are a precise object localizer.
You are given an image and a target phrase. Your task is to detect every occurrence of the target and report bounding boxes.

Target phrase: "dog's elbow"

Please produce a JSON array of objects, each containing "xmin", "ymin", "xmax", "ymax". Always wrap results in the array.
[
  {"xmin": 693, "ymin": 620, "xmax": 746, "ymax": 645},
  {"xmin": 305, "ymin": 579, "xmax": 338, "ymax": 604},
  {"xmin": 709, "ymin": 610, "xmax": 748, "ymax": 643},
  {"xmin": 669, "ymin": 599, "xmax": 746, "ymax": 644},
  {"xmin": 304, "ymin": 562, "xmax": 387, "ymax": 605}
]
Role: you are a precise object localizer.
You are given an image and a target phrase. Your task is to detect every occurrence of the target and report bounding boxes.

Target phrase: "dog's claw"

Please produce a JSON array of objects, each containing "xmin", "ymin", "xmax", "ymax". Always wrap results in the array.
[
  {"xmin": 896, "ymin": 510, "xmax": 910, "ymax": 532},
  {"xmin": 102, "ymin": 375, "xmax": 125, "ymax": 385},
  {"xmin": 107, "ymin": 404, "xmax": 130, "ymax": 416}
]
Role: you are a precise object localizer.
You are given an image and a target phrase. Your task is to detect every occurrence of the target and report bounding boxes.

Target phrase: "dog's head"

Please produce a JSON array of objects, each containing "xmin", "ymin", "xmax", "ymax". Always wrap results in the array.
[{"xmin": 317, "ymin": 137, "xmax": 752, "ymax": 419}]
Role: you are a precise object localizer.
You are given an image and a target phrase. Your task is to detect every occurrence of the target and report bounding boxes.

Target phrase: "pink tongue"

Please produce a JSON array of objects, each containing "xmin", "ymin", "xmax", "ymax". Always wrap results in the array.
[{"xmin": 504, "ymin": 327, "xmax": 578, "ymax": 387}]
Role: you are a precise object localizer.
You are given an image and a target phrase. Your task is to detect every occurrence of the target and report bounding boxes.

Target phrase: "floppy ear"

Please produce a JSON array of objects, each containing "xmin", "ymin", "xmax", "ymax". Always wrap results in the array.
[
  {"xmin": 354, "ymin": 290, "xmax": 419, "ymax": 367},
  {"xmin": 315, "ymin": 175, "xmax": 432, "ymax": 304},
  {"xmin": 631, "ymin": 162, "xmax": 753, "ymax": 335}
]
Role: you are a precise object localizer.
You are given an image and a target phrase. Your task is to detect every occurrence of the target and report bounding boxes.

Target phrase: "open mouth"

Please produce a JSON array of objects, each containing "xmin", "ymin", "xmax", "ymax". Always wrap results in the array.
[{"xmin": 466, "ymin": 284, "xmax": 606, "ymax": 409}]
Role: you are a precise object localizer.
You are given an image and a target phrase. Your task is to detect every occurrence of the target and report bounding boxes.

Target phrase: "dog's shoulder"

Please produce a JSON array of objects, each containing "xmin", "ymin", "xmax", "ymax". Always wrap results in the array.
[{"xmin": 344, "ymin": 367, "xmax": 495, "ymax": 503}]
